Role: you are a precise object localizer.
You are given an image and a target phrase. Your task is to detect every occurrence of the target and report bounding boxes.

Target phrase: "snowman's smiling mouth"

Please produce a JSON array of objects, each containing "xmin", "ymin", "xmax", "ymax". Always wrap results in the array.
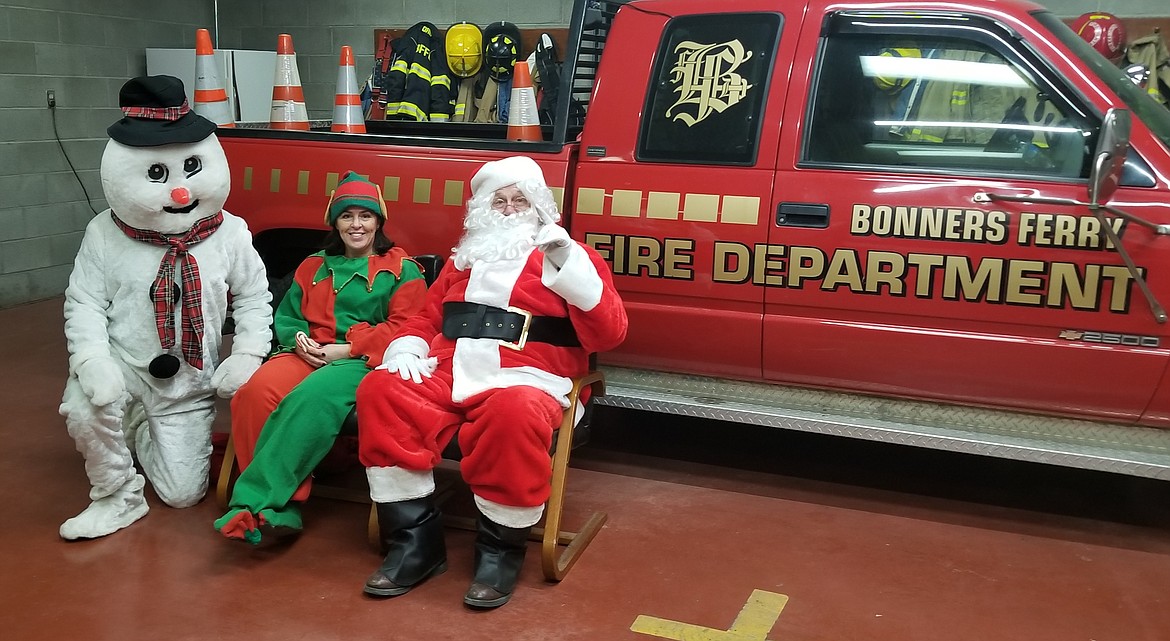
[{"xmin": 163, "ymin": 200, "xmax": 199, "ymax": 214}]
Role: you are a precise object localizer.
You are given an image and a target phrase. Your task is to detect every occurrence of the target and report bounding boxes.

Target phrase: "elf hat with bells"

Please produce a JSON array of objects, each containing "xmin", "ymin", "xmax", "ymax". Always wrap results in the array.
[{"xmin": 324, "ymin": 171, "xmax": 387, "ymax": 225}]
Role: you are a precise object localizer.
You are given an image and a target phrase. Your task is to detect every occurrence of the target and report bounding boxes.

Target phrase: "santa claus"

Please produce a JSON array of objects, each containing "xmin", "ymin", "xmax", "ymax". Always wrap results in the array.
[
  {"xmin": 355, "ymin": 155, "xmax": 627, "ymax": 608},
  {"xmin": 58, "ymin": 75, "xmax": 271, "ymax": 540}
]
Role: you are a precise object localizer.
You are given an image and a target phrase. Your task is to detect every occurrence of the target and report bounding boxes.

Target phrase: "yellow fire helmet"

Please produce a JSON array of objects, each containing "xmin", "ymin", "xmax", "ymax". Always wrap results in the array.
[
  {"xmin": 873, "ymin": 46, "xmax": 923, "ymax": 94},
  {"xmin": 446, "ymin": 22, "xmax": 483, "ymax": 78}
]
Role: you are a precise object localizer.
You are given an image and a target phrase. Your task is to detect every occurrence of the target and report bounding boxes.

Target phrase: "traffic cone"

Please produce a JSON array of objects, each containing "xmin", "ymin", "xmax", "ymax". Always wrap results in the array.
[
  {"xmin": 270, "ymin": 33, "xmax": 309, "ymax": 130},
  {"xmin": 331, "ymin": 45, "xmax": 365, "ymax": 133},
  {"xmin": 193, "ymin": 28, "xmax": 234, "ymax": 127},
  {"xmin": 506, "ymin": 60, "xmax": 541, "ymax": 141}
]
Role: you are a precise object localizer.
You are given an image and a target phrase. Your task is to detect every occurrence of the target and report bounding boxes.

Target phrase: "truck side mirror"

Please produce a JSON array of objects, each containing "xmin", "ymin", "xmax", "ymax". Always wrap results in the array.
[{"xmin": 1088, "ymin": 108, "xmax": 1131, "ymax": 205}]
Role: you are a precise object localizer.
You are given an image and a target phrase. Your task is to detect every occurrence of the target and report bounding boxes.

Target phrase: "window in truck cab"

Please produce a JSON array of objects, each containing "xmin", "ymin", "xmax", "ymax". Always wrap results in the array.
[
  {"xmin": 802, "ymin": 12, "xmax": 1096, "ymax": 180},
  {"xmin": 1033, "ymin": 11, "xmax": 1170, "ymax": 155},
  {"xmin": 636, "ymin": 12, "xmax": 781, "ymax": 165}
]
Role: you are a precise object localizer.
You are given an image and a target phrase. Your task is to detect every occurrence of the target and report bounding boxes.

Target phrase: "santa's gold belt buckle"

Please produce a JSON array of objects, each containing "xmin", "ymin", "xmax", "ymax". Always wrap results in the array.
[{"xmin": 499, "ymin": 306, "xmax": 533, "ymax": 351}]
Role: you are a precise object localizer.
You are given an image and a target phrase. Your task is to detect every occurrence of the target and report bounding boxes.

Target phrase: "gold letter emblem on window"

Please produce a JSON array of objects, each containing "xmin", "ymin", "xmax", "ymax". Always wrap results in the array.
[{"xmin": 666, "ymin": 39, "xmax": 753, "ymax": 126}]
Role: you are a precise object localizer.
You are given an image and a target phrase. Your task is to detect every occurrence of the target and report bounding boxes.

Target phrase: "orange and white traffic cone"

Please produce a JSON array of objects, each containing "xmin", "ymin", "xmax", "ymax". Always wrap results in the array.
[
  {"xmin": 193, "ymin": 28, "xmax": 234, "ymax": 127},
  {"xmin": 331, "ymin": 45, "xmax": 365, "ymax": 133},
  {"xmin": 270, "ymin": 33, "xmax": 309, "ymax": 130},
  {"xmin": 507, "ymin": 60, "xmax": 541, "ymax": 141}
]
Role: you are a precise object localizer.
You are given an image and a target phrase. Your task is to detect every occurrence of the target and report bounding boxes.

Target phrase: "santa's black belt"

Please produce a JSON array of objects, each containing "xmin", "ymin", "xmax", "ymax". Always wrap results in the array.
[{"xmin": 442, "ymin": 302, "xmax": 580, "ymax": 350}]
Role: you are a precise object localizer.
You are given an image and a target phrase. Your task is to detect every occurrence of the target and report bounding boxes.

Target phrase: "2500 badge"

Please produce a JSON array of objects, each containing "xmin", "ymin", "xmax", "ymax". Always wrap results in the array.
[{"xmin": 1059, "ymin": 329, "xmax": 1160, "ymax": 348}]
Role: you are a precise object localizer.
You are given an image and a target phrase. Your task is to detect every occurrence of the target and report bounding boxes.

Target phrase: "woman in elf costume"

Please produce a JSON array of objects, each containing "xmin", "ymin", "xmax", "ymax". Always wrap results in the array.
[{"xmin": 215, "ymin": 171, "xmax": 426, "ymax": 544}]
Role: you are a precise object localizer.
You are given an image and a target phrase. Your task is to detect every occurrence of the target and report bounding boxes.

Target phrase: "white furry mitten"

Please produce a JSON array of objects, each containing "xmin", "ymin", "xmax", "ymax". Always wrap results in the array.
[
  {"xmin": 212, "ymin": 354, "xmax": 263, "ymax": 398},
  {"xmin": 77, "ymin": 357, "xmax": 127, "ymax": 406}
]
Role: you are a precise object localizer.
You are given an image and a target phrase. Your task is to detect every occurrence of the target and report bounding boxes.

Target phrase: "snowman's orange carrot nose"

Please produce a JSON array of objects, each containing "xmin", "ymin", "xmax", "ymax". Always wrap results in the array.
[{"xmin": 171, "ymin": 187, "xmax": 191, "ymax": 205}]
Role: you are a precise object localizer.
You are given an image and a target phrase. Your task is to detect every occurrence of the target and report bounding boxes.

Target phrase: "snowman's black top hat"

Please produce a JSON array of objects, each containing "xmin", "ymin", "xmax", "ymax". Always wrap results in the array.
[{"xmin": 107, "ymin": 75, "xmax": 216, "ymax": 147}]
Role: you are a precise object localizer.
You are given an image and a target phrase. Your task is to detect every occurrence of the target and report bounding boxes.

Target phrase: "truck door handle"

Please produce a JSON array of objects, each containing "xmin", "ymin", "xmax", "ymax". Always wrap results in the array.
[{"xmin": 776, "ymin": 202, "xmax": 829, "ymax": 228}]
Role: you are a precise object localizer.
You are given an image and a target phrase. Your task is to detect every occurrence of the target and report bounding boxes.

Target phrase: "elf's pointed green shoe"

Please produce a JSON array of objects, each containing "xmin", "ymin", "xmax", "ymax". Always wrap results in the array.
[{"xmin": 214, "ymin": 508, "xmax": 261, "ymax": 545}]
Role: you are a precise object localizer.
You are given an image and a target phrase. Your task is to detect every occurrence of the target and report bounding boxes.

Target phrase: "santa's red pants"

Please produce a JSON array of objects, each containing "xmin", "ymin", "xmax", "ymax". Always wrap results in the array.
[{"xmin": 356, "ymin": 367, "xmax": 563, "ymax": 508}]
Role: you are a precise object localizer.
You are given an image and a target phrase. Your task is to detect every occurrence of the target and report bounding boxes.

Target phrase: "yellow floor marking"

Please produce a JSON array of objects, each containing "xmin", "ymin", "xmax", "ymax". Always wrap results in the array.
[{"xmin": 631, "ymin": 589, "xmax": 789, "ymax": 641}]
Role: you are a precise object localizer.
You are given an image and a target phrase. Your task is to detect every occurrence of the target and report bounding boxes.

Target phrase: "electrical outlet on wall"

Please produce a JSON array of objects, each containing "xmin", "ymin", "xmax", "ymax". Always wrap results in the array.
[{"xmin": 46, "ymin": 90, "xmax": 56, "ymax": 108}]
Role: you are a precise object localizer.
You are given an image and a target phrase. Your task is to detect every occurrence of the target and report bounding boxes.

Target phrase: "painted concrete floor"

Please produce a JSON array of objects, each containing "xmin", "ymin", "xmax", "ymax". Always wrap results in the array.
[{"xmin": 3, "ymin": 297, "xmax": 1170, "ymax": 641}]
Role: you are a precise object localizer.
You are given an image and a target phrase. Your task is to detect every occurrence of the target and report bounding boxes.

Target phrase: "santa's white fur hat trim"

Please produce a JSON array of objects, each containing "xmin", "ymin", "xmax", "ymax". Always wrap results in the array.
[{"xmin": 470, "ymin": 155, "xmax": 546, "ymax": 198}]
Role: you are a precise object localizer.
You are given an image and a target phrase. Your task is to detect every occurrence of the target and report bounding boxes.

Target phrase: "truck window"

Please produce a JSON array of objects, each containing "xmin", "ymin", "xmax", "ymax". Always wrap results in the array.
[
  {"xmin": 637, "ymin": 13, "xmax": 781, "ymax": 165},
  {"xmin": 803, "ymin": 26, "xmax": 1094, "ymax": 179},
  {"xmin": 1033, "ymin": 10, "xmax": 1170, "ymax": 152}
]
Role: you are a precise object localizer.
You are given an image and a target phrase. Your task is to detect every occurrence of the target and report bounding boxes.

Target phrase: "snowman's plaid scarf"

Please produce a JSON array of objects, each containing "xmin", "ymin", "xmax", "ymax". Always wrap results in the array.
[{"xmin": 111, "ymin": 211, "xmax": 224, "ymax": 369}]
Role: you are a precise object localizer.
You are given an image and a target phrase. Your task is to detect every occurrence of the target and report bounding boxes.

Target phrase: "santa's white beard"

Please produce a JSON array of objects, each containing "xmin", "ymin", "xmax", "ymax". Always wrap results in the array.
[{"xmin": 452, "ymin": 205, "xmax": 541, "ymax": 270}]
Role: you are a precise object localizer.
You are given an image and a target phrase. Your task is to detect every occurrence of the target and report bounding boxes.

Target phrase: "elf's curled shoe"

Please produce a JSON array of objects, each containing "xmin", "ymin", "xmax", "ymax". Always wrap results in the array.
[{"xmin": 214, "ymin": 508, "xmax": 261, "ymax": 545}]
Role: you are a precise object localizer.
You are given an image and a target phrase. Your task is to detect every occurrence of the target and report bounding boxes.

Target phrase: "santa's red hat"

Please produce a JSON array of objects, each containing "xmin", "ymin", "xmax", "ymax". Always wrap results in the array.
[{"xmin": 471, "ymin": 156, "xmax": 547, "ymax": 198}]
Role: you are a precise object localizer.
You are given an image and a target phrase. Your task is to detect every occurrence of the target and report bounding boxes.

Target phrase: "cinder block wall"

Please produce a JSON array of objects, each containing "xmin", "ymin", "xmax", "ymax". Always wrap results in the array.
[
  {"xmin": 0, "ymin": 0, "xmax": 213, "ymax": 308},
  {"xmin": 0, "ymin": 0, "xmax": 1168, "ymax": 308}
]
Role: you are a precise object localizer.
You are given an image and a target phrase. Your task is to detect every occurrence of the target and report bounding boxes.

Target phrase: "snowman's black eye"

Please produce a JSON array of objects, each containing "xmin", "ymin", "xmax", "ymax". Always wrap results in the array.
[
  {"xmin": 184, "ymin": 156, "xmax": 202, "ymax": 176},
  {"xmin": 147, "ymin": 164, "xmax": 168, "ymax": 182}
]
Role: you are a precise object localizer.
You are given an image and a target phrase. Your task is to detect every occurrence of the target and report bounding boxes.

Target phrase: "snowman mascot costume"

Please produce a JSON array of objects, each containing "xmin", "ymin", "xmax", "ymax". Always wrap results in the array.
[{"xmin": 59, "ymin": 75, "xmax": 272, "ymax": 540}]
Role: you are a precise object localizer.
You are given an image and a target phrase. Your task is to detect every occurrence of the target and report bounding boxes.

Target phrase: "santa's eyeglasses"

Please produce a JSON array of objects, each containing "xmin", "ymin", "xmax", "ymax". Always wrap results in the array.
[{"xmin": 490, "ymin": 195, "xmax": 530, "ymax": 212}]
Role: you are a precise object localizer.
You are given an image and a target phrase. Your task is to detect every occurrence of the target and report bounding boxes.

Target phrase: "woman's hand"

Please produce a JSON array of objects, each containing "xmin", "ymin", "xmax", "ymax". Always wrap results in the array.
[
  {"xmin": 318, "ymin": 343, "xmax": 352, "ymax": 363},
  {"xmin": 294, "ymin": 331, "xmax": 327, "ymax": 368},
  {"xmin": 294, "ymin": 332, "xmax": 352, "ymax": 367}
]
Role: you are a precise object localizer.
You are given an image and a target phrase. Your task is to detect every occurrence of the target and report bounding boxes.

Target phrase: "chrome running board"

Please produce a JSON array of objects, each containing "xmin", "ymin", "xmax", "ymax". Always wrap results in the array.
[{"xmin": 596, "ymin": 366, "xmax": 1170, "ymax": 480}]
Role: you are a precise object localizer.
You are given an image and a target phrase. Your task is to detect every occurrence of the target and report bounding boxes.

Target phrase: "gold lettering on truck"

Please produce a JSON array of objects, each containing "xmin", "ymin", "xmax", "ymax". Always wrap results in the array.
[
  {"xmin": 591, "ymin": 232, "xmax": 1142, "ymax": 315},
  {"xmin": 666, "ymin": 40, "xmax": 753, "ymax": 126}
]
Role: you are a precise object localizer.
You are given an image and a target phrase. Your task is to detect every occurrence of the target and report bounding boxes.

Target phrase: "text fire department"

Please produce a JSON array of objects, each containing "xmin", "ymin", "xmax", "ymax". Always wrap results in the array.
[{"xmin": 586, "ymin": 203, "xmax": 1146, "ymax": 315}]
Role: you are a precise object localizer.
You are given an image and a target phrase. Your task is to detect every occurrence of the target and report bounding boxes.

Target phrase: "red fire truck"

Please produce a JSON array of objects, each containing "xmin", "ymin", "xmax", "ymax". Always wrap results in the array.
[{"xmin": 218, "ymin": 0, "xmax": 1170, "ymax": 478}]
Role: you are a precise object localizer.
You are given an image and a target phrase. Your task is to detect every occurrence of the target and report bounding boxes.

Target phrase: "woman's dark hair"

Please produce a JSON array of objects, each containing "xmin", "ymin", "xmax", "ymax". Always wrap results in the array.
[{"xmin": 321, "ymin": 209, "xmax": 396, "ymax": 256}]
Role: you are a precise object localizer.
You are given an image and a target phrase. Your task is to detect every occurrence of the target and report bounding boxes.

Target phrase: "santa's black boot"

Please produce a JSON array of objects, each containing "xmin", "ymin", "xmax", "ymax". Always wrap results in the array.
[
  {"xmin": 363, "ymin": 497, "xmax": 447, "ymax": 597},
  {"xmin": 463, "ymin": 514, "xmax": 531, "ymax": 609}
]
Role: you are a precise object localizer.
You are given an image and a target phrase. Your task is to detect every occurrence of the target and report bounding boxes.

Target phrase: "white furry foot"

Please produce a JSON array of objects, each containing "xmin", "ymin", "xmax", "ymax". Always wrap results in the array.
[{"xmin": 60, "ymin": 474, "xmax": 149, "ymax": 540}]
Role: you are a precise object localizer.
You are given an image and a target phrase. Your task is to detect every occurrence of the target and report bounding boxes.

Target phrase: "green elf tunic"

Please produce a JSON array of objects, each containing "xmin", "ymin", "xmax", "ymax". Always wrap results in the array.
[{"xmin": 216, "ymin": 248, "xmax": 425, "ymax": 541}]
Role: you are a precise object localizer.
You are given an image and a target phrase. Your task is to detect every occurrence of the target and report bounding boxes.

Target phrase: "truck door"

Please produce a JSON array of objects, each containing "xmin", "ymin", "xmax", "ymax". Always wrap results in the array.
[
  {"xmin": 764, "ymin": 11, "xmax": 1170, "ymax": 421},
  {"xmin": 575, "ymin": 4, "xmax": 788, "ymax": 379}
]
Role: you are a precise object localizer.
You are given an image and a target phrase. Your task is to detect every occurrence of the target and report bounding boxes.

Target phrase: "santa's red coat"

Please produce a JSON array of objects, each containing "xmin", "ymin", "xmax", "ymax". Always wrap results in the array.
[{"xmin": 357, "ymin": 242, "xmax": 627, "ymax": 508}]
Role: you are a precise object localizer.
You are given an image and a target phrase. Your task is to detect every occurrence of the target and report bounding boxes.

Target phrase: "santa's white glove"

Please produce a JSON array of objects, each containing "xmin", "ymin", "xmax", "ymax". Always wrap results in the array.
[
  {"xmin": 211, "ymin": 354, "xmax": 264, "ymax": 398},
  {"xmin": 383, "ymin": 352, "xmax": 438, "ymax": 384},
  {"xmin": 77, "ymin": 357, "xmax": 126, "ymax": 407},
  {"xmin": 535, "ymin": 224, "xmax": 575, "ymax": 268}
]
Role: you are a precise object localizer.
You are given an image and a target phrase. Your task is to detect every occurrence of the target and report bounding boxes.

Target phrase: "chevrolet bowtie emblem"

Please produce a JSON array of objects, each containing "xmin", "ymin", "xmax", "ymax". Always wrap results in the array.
[{"xmin": 1058, "ymin": 330, "xmax": 1084, "ymax": 340}]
